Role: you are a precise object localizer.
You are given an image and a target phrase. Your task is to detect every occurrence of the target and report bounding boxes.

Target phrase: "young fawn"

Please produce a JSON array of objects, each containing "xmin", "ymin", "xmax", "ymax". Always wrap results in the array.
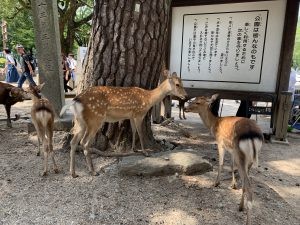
[
  {"xmin": 185, "ymin": 94, "xmax": 263, "ymax": 225},
  {"xmin": 60, "ymin": 72, "xmax": 187, "ymax": 178},
  {"xmin": 26, "ymin": 84, "xmax": 59, "ymax": 176}
]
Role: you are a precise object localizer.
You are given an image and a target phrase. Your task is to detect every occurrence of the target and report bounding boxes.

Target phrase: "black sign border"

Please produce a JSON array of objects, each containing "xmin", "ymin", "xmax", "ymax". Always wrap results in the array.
[{"xmin": 179, "ymin": 9, "xmax": 269, "ymax": 84}]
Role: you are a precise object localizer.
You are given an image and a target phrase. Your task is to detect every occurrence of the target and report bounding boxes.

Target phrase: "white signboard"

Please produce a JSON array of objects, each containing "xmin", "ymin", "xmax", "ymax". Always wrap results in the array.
[{"xmin": 170, "ymin": 0, "xmax": 286, "ymax": 92}]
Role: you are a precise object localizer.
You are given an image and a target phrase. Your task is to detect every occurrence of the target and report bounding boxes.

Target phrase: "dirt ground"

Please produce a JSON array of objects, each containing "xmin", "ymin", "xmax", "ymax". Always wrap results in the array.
[{"xmin": 0, "ymin": 99, "xmax": 299, "ymax": 225}]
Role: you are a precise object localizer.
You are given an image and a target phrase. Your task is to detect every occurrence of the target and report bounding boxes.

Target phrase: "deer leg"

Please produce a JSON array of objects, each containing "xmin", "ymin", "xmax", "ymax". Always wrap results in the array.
[
  {"xmin": 182, "ymin": 107, "xmax": 186, "ymax": 120},
  {"xmin": 5, "ymin": 104, "xmax": 12, "ymax": 128},
  {"xmin": 231, "ymin": 155, "xmax": 237, "ymax": 189},
  {"xmin": 130, "ymin": 119, "xmax": 137, "ymax": 152},
  {"xmin": 178, "ymin": 104, "xmax": 182, "ymax": 120},
  {"xmin": 47, "ymin": 128, "xmax": 58, "ymax": 173},
  {"xmin": 70, "ymin": 121, "xmax": 86, "ymax": 178},
  {"xmin": 33, "ymin": 121, "xmax": 43, "ymax": 156},
  {"xmin": 180, "ymin": 101, "xmax": 187, "ymax": 120},
  {"xmin": 81, "ymin": 122, "xmax": 103, "ymax": 176},
  {"xmin": 42, "ymin": 140, "xmax": 49, "ymax": 176},
  {"xmin": 49, "ymin": 143, "xmax": 58, "ymax": 174},
  {"xmin": 134, "ymin": 117, "xmax": 149, "ymax": 157},
  {"xmin": 214, "ymin": 145, "xmax": 225, "ymax": 187},
  {"xmin": 115, "ymin": 121, "xmax": 124, "ymax": 150}
]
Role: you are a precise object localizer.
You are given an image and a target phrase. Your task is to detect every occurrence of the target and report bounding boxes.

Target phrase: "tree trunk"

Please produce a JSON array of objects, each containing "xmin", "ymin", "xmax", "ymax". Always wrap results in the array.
[{"xmin": 78, "ymin": 0, "xmax": 171, "ymax": 151}]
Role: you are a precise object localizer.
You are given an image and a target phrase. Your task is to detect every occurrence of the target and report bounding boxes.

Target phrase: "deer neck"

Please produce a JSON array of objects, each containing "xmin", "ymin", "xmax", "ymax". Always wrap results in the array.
[
  {"xmin": 149, "ymin": 79, "xmax": 172, "ymax": 107},
  {"xmin": 198, "ymin": 106, "xmax": 218, "ymax": 134},
  {"xmin": 31, "ymin": 94, "xmax": 42, "ymax": 104}
]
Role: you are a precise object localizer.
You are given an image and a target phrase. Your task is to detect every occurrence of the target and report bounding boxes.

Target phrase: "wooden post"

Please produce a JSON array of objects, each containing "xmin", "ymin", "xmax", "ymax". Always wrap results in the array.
[
  {"xmin": 275, "ymin": 91, "xmax": 292, "ymax": 141},
  {"xmin": 273, "ymin": 0, "xmax": 299, "ymax": 134},
  {"xmin": 163, "ymin": 96, "xmax": 172, "ymax": 118},
  {"xmin": 30, "ymin": 0, "xmax": 65, "ymax": 114}
]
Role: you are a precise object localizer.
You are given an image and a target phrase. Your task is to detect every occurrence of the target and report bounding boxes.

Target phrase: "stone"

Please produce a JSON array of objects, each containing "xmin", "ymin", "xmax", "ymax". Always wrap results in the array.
[
  {"xmin": 31, "ymin": 0, "xmax": 65, "ymax": 114},
  {"xmin": 118, "ymin": 149, "xmax": 212, "ymax": 176}
]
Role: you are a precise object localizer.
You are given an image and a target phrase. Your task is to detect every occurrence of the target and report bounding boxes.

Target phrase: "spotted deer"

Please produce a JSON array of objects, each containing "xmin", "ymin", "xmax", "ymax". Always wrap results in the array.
[
  {"xmin": 60, "ymin": 72, "xmax": 187, "ymax": 178},
  {"xmin": 26, "ymin": 84, "xmax": 59, "ymax": 176},
  {"xmin": 185, "ymin": 94, "xmax": 263, "ymax": 225}
]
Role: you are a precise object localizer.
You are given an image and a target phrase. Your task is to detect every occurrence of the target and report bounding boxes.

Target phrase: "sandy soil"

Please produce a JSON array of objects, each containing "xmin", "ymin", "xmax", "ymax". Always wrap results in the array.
[{"xmin": 0, "ymin": 99, "xmax": 299, "ymax": 225}]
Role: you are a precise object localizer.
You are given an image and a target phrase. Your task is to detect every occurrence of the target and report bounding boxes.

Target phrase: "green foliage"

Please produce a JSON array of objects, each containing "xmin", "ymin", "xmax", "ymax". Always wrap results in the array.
[
  {"xmin": 0, "ymin": 0, "xmax": 93, "ymax": 55},
  {"xmin": 0, "ymin": 0, "xmax": 35, "ymax": 52},
  {"xmin": 293, "ymin": 18, "xmax": 300, "ymax": 69},
  {"xmin": 0, "ymin": 58, "xmax": 6, "ymax": 68}
]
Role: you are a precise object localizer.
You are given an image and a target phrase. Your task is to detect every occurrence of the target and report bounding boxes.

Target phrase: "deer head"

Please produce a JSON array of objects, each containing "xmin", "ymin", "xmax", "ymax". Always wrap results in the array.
[
  {"xmin": 185, "ymin": 94, "xmax": 219, "ymax": 113},
  {"xmin": 8, "ymin": 87, "xmax": 31, "ymax": 101},
  {"xmin": 167, "ymin": 72, "xmax": 188, "ymax": 100},
  {"xmin": 25, "ymin": 83, "xmax": 45, "ymax": 99}
]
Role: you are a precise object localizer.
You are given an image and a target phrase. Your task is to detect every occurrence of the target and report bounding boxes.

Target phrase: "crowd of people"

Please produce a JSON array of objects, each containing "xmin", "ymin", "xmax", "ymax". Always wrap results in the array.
[{"xmin": 2, "ymin": 44, "xmax": 77, "ymax": 93}]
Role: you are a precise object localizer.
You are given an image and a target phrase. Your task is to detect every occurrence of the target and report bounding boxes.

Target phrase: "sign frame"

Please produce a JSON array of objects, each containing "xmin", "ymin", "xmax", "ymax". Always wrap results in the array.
[{"xmin": 166, "ymin": 0, "xmax": 299, "ymax": 138}]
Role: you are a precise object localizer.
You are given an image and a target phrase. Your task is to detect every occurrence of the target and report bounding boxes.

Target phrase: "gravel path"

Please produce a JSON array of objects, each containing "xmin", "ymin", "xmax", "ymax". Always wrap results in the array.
[{"xmin": 0, "ymin": 100, "xmax": 299, "ymax": 225}]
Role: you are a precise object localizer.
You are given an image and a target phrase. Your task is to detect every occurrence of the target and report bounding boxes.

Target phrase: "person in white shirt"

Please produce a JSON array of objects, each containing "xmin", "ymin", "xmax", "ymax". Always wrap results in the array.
[
  {"xmin": 67, "ymin": 53, "xmax": 77, "ymax": 81},
  {"xmin": 3, "ymin": 48, "xmax": 19, "ymax": 83},
  {"xmin": 289, "ymin": 67, "xmax": 297, "ymax": 102}
]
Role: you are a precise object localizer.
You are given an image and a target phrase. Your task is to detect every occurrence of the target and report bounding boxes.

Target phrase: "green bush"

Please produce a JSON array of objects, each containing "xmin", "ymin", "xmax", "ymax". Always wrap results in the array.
[{"xmin": 0, "ymin": 57, "xmax": 5, "ymax": 68}]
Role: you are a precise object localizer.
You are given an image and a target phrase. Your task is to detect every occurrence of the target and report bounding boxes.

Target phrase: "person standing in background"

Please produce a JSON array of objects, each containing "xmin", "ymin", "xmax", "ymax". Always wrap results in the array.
[
  {"xmin": 289, "ymin": 67, "xmax": 297, "ymax": 102},
  {"xmin": 62, "ymin": 54, "xmax": 73, "ymax": 92},
  {"xmin": 15, "ymin": 44, "xmax": 37, "ymax": 88},
  {"xmin": 3, "ymin": 48, "xmax": 19, "ymax": 83},
  {"xmin": 67, "ymin": 53, "xmax": 77, "ymax": 82}
]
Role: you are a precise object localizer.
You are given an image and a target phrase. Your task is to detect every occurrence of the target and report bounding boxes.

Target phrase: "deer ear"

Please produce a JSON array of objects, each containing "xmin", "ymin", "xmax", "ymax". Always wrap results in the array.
[
  {"xmin": 210, "ymin": 94, "xmax": 219, "ymax": 103},
  {"xmin": 8, "ymin": 87, "xmax": 17, "ymax": 98},
  {"xmin": 36, "ymin": 83, "xmax": 45, "ymax": 92},
  {"xmin": 162, "ymin": 69, "xmax": 169, "ymax": 78},
  {"xmin": 171, "ymin": 72, "xmax": 178, "ymax": 77}
]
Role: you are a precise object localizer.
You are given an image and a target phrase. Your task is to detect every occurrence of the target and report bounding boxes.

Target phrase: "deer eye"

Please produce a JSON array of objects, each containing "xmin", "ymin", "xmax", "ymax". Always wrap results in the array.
[
  {"xmin": 196, "ymin": 102, "xmax": 200, "ymax": 105},
  {"xmin": 175, "ymin": 84, "xmax": 179, "ymax": 87}
]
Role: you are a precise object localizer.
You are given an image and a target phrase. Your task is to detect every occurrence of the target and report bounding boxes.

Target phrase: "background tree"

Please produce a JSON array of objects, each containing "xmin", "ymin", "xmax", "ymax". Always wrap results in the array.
[
  {"xmin": 0, "ymin": 0, "xmax": 92, "ymax": 54},
  {"xmin": 0, "ymin": 0, "xmax": 35, "ymax": 52},
  {"xmin": 79, "ymin": 0, "xmax": 171, "ymax": 151}
]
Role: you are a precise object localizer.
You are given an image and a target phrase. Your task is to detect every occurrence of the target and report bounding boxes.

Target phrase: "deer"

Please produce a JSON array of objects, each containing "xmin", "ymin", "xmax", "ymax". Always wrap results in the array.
[
  {"xmin": 184, "ymin": 94, "xmax": 263, "ymax": 225},
  {"xmin": 25, "ymin": 83, "xmax": 59, "ymax": 176},
  {"xmin": 172, "ymin": 96, "xmax": 192, "ymax": 120},
  {"xmin": 60, "ymin": 72, "xmax": 187, "ymax": 178},
  {"xmin": 0, "ymin": 82, "xmax": 29, "ymax": 128}
]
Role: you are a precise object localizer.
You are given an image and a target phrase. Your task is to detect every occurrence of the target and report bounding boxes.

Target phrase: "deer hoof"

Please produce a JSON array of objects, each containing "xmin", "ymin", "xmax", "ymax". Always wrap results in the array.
[
  {"xmin": 214, "ymin": 181, "xmax": 220, "ymax": 187},
  {"xmin": 54, "ymin": 168, "xmax": 59, "ymax": 174},
  {"xmin": 7, "ymin": 123, "xmax": 12, "ymax": 128},
  {"xmin": 239, "ymin": 205, "xmax": 244, "ymax": 212},
  {"xmin": 71, "ymin": 173, "xmax": 79, "ymax": 178},
  {"xmin": 42, "ymin": 171, "xmax": 48, "ymax": 177},
  {"xmin": 143, "ymin": 151, "xmax": 150, "ymax": 157},
  {"xmin": 231, "ymin": 182, "xmax": 237, "ymax": 189},
  {"xmin": 91, "ymin": 171, "xmax": 99, "ymax": 176},
  {"xmin": 36, "ymin": 152, "xmax": 40, "ymax": 156}
]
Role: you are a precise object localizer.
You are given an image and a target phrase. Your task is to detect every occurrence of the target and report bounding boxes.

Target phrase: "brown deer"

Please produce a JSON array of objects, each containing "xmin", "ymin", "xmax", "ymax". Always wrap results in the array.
[
  {"xmin": 185, "ymin": 94, "xmax": 263, "ymax": 225},
  {"xmin": 0, "ymin": 82, "xmax": 29, "ymax": 127},
  {"xmin": 172, "ymin": 96, "xmax": 192, "ymax": 120},
  {"xmin": 26, "ymin": 84, "xmax": 59, "ymax": 176},
  {"xmin": 60, "ymin": 72, "xmax": 187, "ymax": 178}
]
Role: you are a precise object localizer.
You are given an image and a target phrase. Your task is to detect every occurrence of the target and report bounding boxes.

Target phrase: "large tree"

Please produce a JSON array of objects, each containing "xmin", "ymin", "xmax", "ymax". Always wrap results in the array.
[{"xmin": 79, "ymin": 0, "xmax": 171, "ymax": 151}]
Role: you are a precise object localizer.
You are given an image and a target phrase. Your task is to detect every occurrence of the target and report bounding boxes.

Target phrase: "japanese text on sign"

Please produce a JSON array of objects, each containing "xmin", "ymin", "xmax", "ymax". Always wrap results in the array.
[{"xmin": 180, "ymin": 10, "xmax": 268, "ymax": 84}]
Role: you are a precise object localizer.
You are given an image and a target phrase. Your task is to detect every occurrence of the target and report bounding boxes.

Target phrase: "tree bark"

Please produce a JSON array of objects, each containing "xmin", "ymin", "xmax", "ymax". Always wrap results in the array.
[{"xmin": 78, "ymin": 0, "xmax": 171, "ymax": 151}]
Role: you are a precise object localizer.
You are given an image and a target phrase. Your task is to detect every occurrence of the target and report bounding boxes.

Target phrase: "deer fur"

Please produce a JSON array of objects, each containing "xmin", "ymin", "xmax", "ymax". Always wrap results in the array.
[
  {"xmin": 185, "ymin": 94, "xmax": 263, "ymax": 225},
  {"xmin": 60, "ymin": 72, "xmax": 187, "ymax": 178},
  {"xmin": 26, "ymin": 84, "xmax": 58, "ymax": 176}
]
